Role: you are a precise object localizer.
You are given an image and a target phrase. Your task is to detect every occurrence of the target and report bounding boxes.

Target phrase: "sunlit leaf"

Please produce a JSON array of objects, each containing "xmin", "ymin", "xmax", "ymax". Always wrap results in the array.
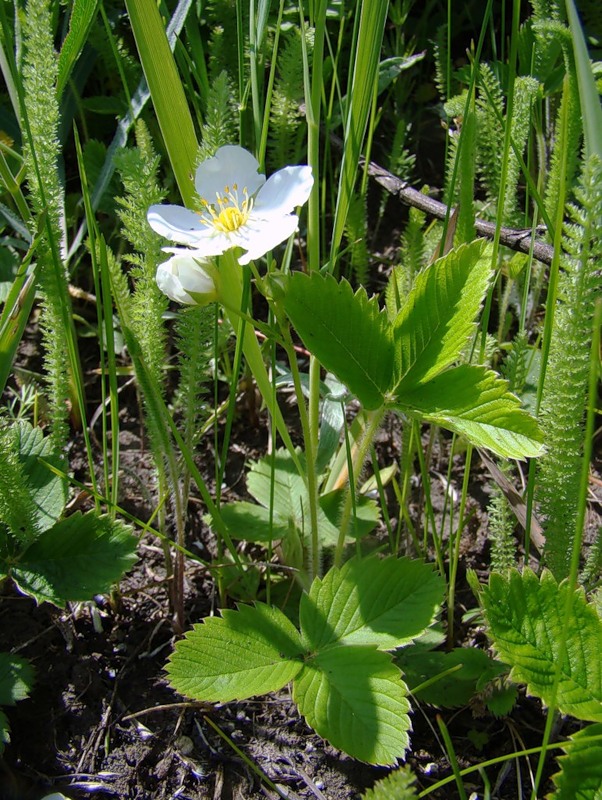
[
  {"xmin": 394, "ymin": 365, "xmax": 544, "ymax": 459},
  {"xmin": 300, "ymin": 556, "xmax": 444, "ymax": 651},
  {"xmin": 393, "ymin": 239, "xmax": 491, "ymax": 388},
  {"xmin": 166, "ymin": 603, "xmax": 304, "ymax": 702}
]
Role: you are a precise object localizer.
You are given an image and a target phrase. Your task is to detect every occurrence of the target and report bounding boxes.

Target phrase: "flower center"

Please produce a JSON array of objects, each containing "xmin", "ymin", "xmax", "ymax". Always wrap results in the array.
[{"xmin": 200, "ymin": 184, "xmax": 252, "ymax": 234}]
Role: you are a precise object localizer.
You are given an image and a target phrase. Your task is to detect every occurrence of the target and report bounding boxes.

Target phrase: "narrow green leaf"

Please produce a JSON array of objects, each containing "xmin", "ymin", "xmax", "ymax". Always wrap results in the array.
[
  {"xmin": 393, "ymin": 239, "xmax": 491, "ymax": 388},
  {"xmin": 566, "ymin": 0, "xmax": 602, "ymax": 162},
  {"xmin": 330, "ymin": 0, "xmax": 389, "ymax": 261},
  {"xmin": 56, "ymin": 0, "xmax": 100, "ymax": 99},
  {"xmin": 300, "ymin": 556, "xmax": 444, "ymax": 651},
  {"xmin": 552, "ymin": 722, "xmax": 602, "ymax": 799},
  {"xmin": 483, "ymin": 569, "xmax": 602, "ymax": 722},
  {"xmin": 284, "ymin": 272, "xmax": 394, "ymax": 410},
  {"xmin": 125, "ymin": 0, "xmax": 198, "ymax": 207},
  {"xmin": 294, "ymin": 645, "xmax": 411, "ymax": 765},
  {"xmin": 166, "ymin": 603, "xmax": 304, "ymax": 702},
  {"xmin": 394, "ymin": 364, "xmax": 544, "ymax": 459},
  {"xmin": 10, "ymin": 512, "xmax": 138, "ymax": 606}
]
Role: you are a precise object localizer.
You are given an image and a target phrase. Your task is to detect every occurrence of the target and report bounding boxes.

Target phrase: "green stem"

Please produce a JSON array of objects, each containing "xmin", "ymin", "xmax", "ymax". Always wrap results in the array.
[
  {"xmin": 334, "ymin": 406, "xmax": 386, "ymax": 568},
  {"xmin": 279, "ymin": 327, "xmax": 321, "ymax": 583}
]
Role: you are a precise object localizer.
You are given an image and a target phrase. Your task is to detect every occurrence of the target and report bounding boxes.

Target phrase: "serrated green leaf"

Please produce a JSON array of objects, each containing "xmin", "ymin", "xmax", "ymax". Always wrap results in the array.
[
  {"xmin": 10, "ymin": 512, "xmax": 138, "ymax": 606},
  {"xmin": 393, "ymin": 239, "xmax": 491, "ymax": 388},
  {"xmin": 167, "ymin": 603, "xmax": 304, "ymax": 702},
  {"xmin": 0, "ymin": 653, "xmax": 35, "ymax": 706},
  {"xmin": 483, "ymin": 569, "xmax": 602, "ymax": 722},
  {"xmin": 552, "ymin": 723, "xmax": 602, "ymax": 799},
  {"xmin": 394, "ymin": 364, "xmax": 544, "ymax": 459},
  {"xmin": 293, "ymin": 645, "xmax": 411, "ymax": 765},
  {"xmin": 284, "ymin": 272, "xmax": 394, "ymax": 410},
  {"xmin": 300, "ymin": 556, "xmax": 444, "ymax": 651},
  {"xmin": 16, "ymin": 421, "xmax": 67, "ymax": 533}
]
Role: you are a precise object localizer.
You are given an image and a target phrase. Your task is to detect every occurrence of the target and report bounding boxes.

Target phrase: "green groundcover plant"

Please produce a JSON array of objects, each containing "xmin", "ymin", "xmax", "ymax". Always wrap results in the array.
[
  {"xmin": 0, "ymin": 0, "xmax": 600, "ymax": 794},
  {"xmin": 0, "ymin": 419, "xmax": 138, "ymax": 607}
]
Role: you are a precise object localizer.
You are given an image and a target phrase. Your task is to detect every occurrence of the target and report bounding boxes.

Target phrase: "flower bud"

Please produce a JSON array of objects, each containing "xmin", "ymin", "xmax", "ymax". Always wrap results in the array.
[{"xmin": 156, "ymin": 253, "xmax": 219, "ymax": 306}]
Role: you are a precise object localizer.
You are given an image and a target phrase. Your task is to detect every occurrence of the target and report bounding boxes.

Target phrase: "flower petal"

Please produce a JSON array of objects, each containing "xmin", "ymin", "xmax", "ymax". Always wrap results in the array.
[
  {"xmin": 194, "ymin": 145, "xmax": 265, "ymax": 205},
  {"xmin": 156, "ymin": 253, "xmax": 218, "ymax": 305},
  {"xmin": 148, "ymin": 205, "xmax": 206, "ymax": 246},
  {"xmin": 237, "ymin": 214, "xmax": 300, "ymax": 265},
  {"xmin": 252, "ymin": 166, "xmax": 313, "ymax": 219}
]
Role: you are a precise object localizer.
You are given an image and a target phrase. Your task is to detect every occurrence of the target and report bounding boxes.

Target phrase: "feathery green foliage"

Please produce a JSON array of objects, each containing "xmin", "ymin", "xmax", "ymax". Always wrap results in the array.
[
  {"xmin": 542, "ymin": 28, "xmax": 582, "ymax": 222},
  {"xmin": 344, "ymin": 193, "xmax": 370, "ymax": 285},
  {"xmin": 538, "ymin": 155, "xmax": 602, "ymax": 579},
  {"xmin": 198, "ymin": 70, "xmax": 237, "ymax": 162},
  {"xmin": 503, "ymin": 75, "xmax": 540, "ymax": 226},
  {"xmin": 268, "ymin": 29, "xmax": 307, "ymax": 170},
  {"xmin": 361, "ymin": 766, "xmax": 418, "ymax": 799},
  {"xmin": 20, "ymin": 0, "xmax": 71, "ymax": 448},
  {"xmin": 488, "ymin": 477, "xmax": 518, "ymax": 572},
  {"xmin": 475, "ymin": 64, "xmax": 505, "ymax": 214},
  {"xmin": 115, "ymin": 122, "xmax": 168, "ymax": 386}
]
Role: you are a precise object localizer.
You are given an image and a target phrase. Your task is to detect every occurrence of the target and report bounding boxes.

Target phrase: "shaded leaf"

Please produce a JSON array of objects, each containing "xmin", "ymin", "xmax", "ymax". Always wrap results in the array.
[
  {"xmin": 294, "ymin": 645, "xmax": 410, "ymax": 765},
  {"xmin": 10, "ymin": 512, "xmax": 138, "ymax": 606},
  {"xmin": 285, "ymin": 272, "xmax": 394, "ymax": 410},
  {"xmin": 397, "ymin": 647, "xmax": 506, "ymax": 708},
  {"xmin": 394, "ymin": 364, "xmax": 544, "ymax": 459},
  {"xmin": 0, "ymin": 653, "xmax": 35, "ymax": 706},
  {"xmin": 166, "ymin": 603, "xmax": 304, "ymax": 702},
  {"xmin": 16, "ymin": 421, "xmax": 67, "ymax": 533}
]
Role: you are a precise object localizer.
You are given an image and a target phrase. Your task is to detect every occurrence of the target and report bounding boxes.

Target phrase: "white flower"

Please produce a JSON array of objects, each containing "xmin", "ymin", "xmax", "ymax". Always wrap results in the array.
[
  {"xmin": 147, "ymin": 145, "xmax": 313, "ymax": 265},
  {"xmin": 156, "ymin": 253, "xmax": 219, "ymax": 306}
]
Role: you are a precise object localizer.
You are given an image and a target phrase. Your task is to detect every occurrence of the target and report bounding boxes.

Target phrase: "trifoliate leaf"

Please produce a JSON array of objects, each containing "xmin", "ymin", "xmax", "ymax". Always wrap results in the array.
[
  {"xmin": 483, "ymin": 569, "xmax": 602, "ymax": 722},
  {"xmin": 300, "ymin": 556, "xmax": 444, "ymax": 651},
  {"xmin": 166, "ymin": 602, "xmax": 305, "ymax": 702},
  {"xmin": 294, "ymin": 645, "xmax": 411, "ymax": 764}
]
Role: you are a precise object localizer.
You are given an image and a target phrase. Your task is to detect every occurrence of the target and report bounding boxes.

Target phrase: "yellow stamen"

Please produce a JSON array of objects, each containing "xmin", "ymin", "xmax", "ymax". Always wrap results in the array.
[{"xmin": 199, "ymin": 184, "xmax": 252, "ymax": 233}]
